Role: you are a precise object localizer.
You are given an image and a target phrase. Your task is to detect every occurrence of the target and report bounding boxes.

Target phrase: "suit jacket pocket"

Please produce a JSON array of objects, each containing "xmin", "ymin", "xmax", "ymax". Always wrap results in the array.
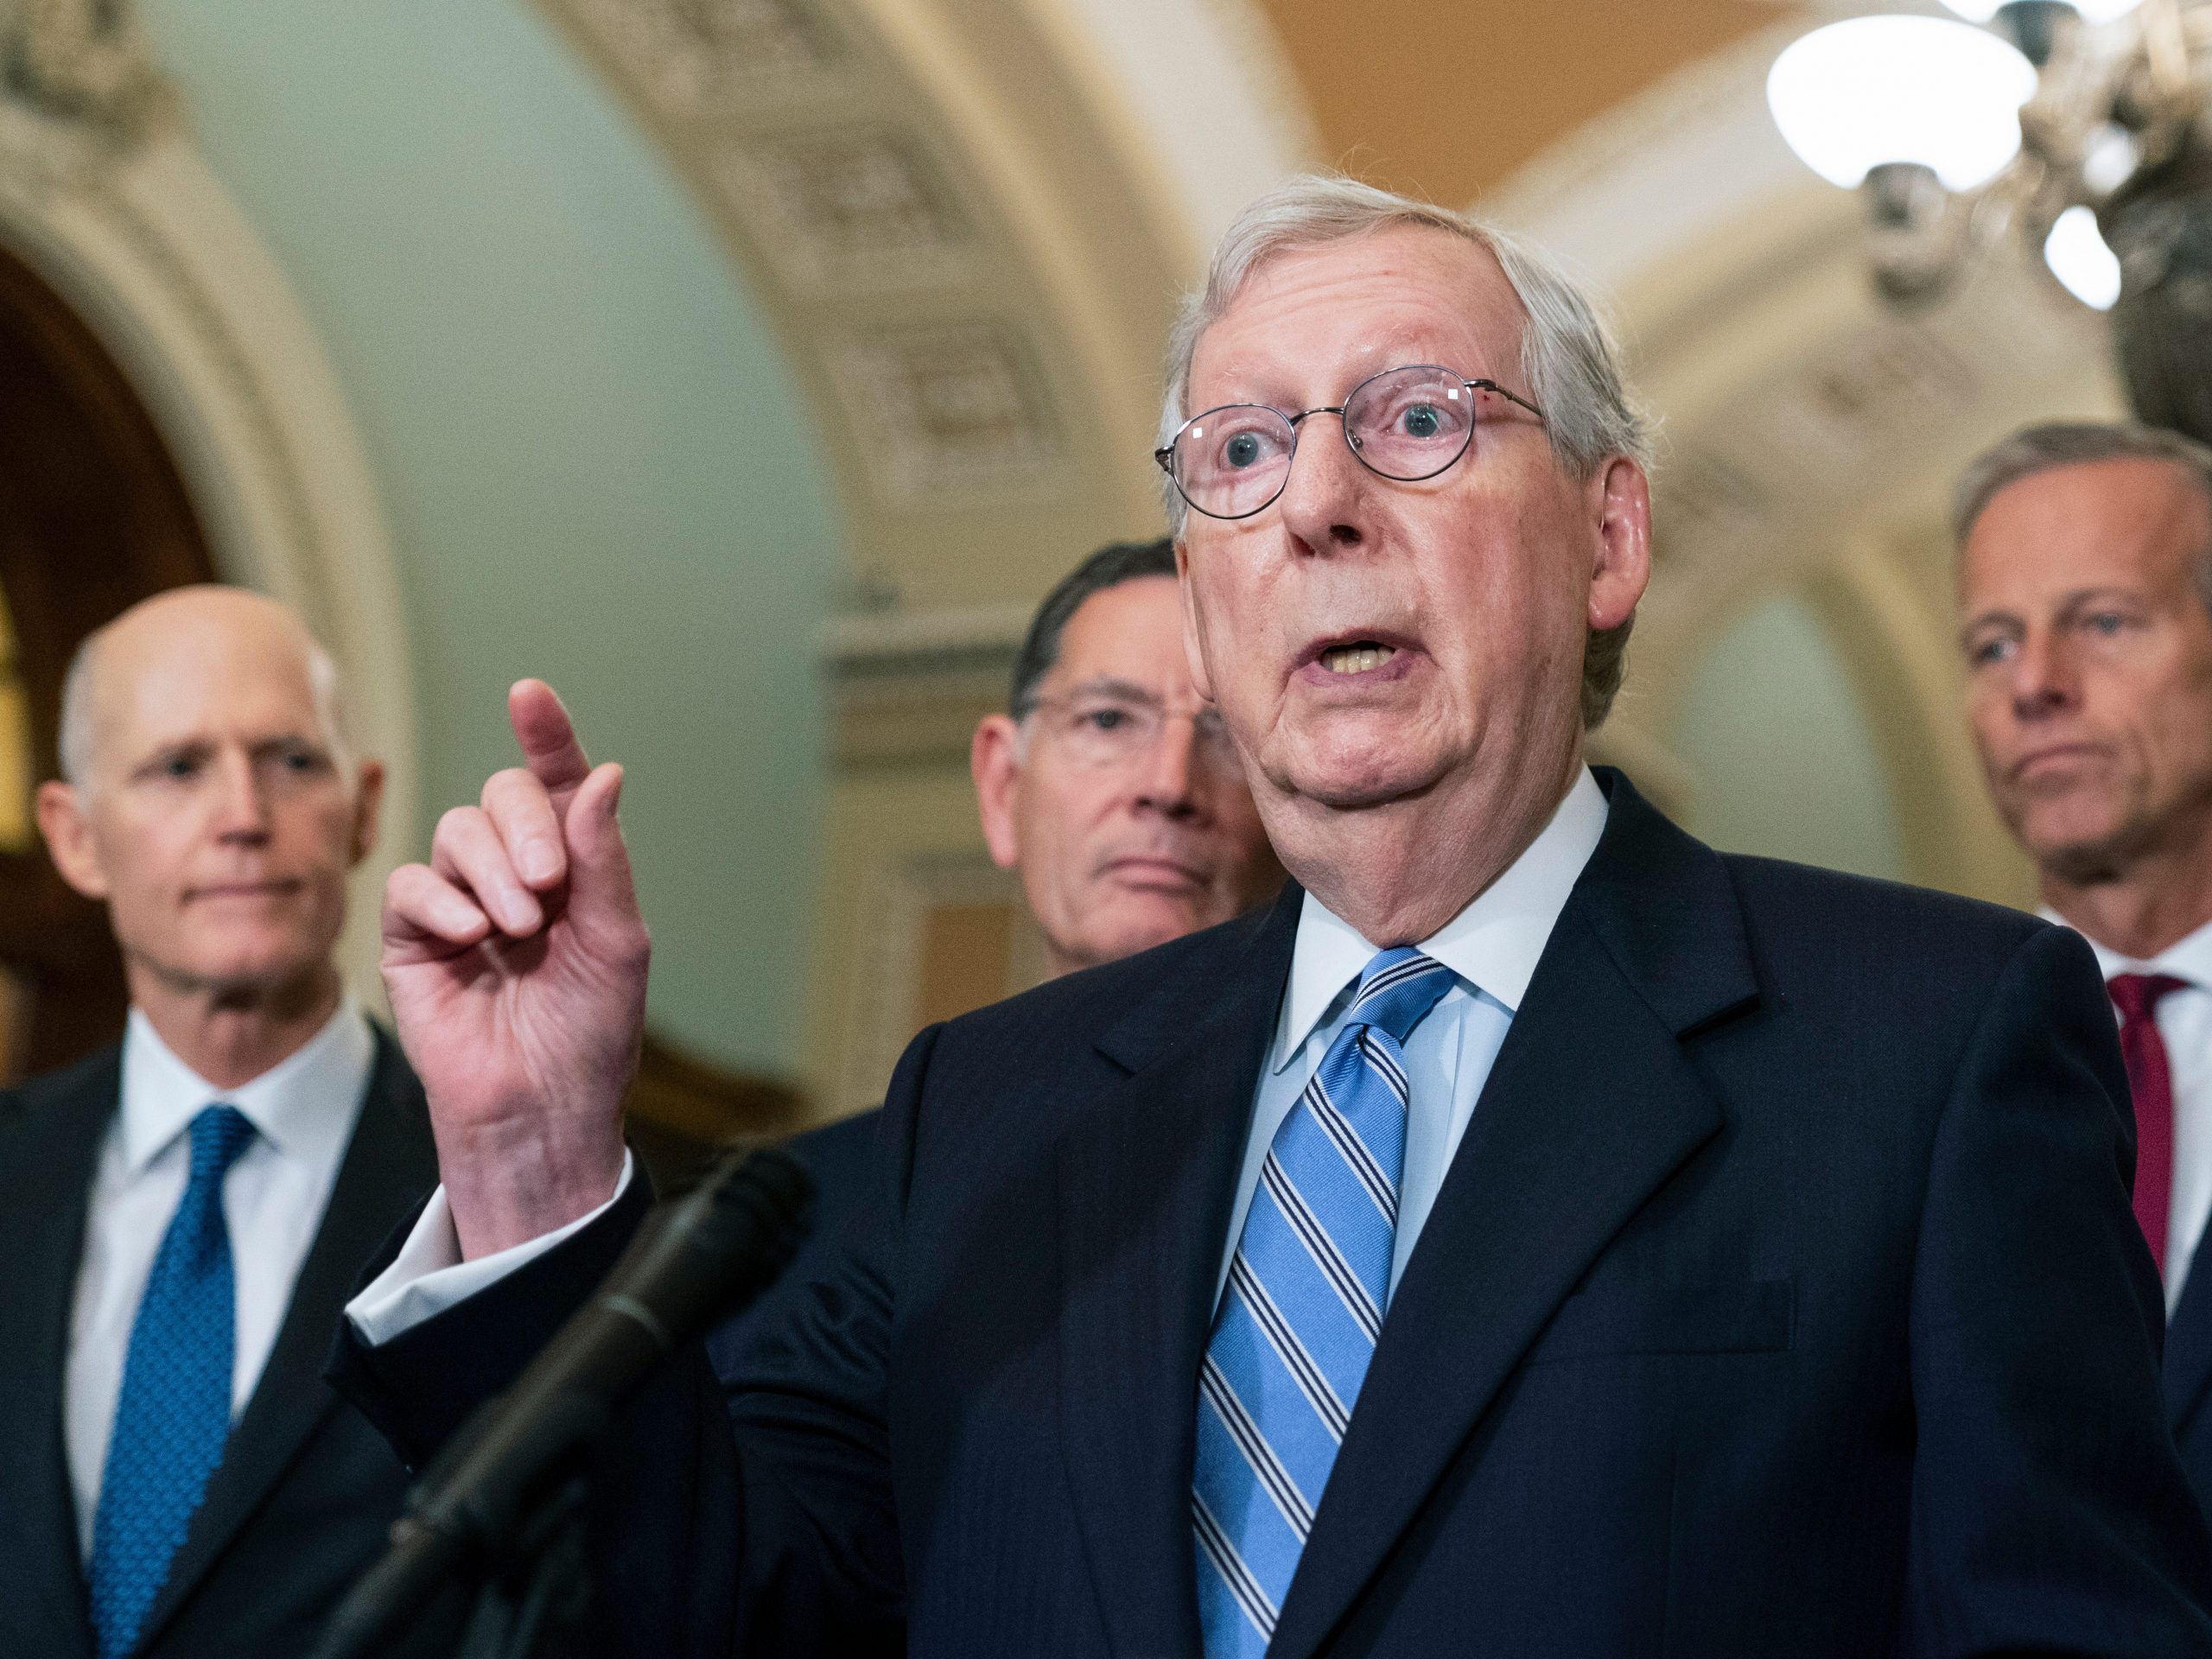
[{"xmin": 1527, "ymin": 1278, "xmax": 1795, "ymax": 1363}]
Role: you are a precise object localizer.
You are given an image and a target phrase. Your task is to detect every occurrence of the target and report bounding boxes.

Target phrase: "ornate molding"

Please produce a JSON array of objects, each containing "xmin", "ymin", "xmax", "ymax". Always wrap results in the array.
[
  {"xmin": 829, "ymin": 318, "xmax": 1070, "ymax": 505},
  {"xmin": 0, "ymin": 0, "xmax": 173, "ymax": 186},
  {"xmin": 710, "ymin": 121, "xmax": 978, "ymax": 290},
  {"xmin": 566, "ymin": 0, "xmax": 853, "ymax": 112},
  {"xmin": 822, "ymin": 600, "xmax": 1027, "ymax": 764},
  {"xmin": 0, "ymin": 135, "xmax": 420, "ymax": 1007},
  {"xmin": 547, "ymin": 0, "xmax": 1088, "ymax": 522},
  {"xmin": 534, "ymin": 0, "xmax": 1230, "ymax": 624}
]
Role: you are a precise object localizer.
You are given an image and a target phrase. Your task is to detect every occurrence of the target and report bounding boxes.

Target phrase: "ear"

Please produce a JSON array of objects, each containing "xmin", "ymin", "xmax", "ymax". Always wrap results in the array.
[
  {"xmin": 1587, "ymin": 456, "xmax": 1652, "ymax": 632},
  {"xmin": 348, "ymin": 759, "xmax": 387, "ymax": 868},
  {"xmin": 35, "ymin": 780, "xmax": 111, "ymax": 901},
  {"xmin": 1175, "ymin": 538, "xmax": 1217, "ymax": 704},
  {"xmin": 969, "ymin": 715, "xmax": 1024, "ymax": 871}
]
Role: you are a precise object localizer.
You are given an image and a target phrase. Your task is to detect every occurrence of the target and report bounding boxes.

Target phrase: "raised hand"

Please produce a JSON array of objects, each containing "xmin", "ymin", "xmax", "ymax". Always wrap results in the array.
[{"xmin": 382, "ymin": 680, "xmax": 651, "ymax": 1258}]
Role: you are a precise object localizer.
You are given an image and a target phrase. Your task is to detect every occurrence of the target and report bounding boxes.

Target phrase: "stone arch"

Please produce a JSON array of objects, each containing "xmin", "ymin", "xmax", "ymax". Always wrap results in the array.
[{"xmin": 0, "ymin": 108, "xmax": 422, "ymax": 1000}]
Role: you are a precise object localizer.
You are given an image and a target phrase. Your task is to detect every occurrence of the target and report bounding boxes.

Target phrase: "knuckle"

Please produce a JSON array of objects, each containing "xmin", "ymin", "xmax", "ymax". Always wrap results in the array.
[
  {"xmin": 435, "ymin": 804, "xmax": 485, "ymax": 843},
  {"xmin": 481, "ymin": 767, "xmax": 538, "ymax": 809},
  {"xmin": 387, "ymin": 861, "xmax": 433, "ymax": 896}
]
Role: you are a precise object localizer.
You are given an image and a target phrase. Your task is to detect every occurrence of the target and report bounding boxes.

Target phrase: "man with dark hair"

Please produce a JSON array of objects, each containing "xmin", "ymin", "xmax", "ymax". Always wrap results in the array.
[
  {"xmin": 983, "ymin": 536, "xmax": 1281, "ymax": 978},
  {"xmin": 1957, "ymin": 418, "xmax": 2212, "ymax": 1515},
  {"xmin": 707, "ymin": 537, "xmax": 1280, "ymax": 1362}
]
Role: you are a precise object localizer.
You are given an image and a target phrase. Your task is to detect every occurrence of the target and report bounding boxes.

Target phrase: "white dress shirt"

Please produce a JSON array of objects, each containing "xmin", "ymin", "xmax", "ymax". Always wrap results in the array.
[
  {"xmin": 2050, "ymin": 912, "xmax": 2212, "ymax": 1312},
  {"xmin": 65, "ymin": 1000, "xmax": 374, "ymax": 1558},
  {"xmin": 1214, "ymin": 766, "xmax": 1608, "ymax": 1304},
  {"xmin": 349, "ymin": 770, "xmax": 1610, "ymax": 1349}
]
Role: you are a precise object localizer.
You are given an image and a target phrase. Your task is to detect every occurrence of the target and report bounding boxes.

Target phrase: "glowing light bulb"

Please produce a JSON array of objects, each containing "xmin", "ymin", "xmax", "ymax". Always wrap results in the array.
[
  {"xmin": 1769, "ymin": 17, "xmax": 2038, "ymax": 191},
  {"xmin": 2044, "ymin": 205, "xmax": 2122, "ymax": 308}
]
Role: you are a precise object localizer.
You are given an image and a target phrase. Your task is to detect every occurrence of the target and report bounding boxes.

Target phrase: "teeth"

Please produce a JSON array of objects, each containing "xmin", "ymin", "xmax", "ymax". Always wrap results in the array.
[{"xmin": 1320, "ymin": 644, "xmax": 1395, "ymax": 675}]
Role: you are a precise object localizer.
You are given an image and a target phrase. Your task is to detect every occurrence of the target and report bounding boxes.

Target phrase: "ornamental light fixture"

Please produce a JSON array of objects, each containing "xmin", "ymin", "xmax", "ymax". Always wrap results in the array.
[{"xmin": 1768, "ymin": 0, "xmax": 2212, "ymax": 443}]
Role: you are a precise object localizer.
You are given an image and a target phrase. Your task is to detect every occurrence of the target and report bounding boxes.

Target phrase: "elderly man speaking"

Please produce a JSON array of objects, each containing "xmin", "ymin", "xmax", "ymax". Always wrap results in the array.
[{"xmin": 334, "ymin": 179, "xmax": 2212, "ymax": 1656}]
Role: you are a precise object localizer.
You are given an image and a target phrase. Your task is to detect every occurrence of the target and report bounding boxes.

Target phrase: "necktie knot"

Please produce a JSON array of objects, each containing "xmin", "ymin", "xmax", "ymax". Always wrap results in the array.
[
  {"xmin": 188, "ymin": 1103, "xmax": 256, "ymax": 1187},
  {"xmin": 2111, "ymin": 972, "xmax": 2190, "ymax": 1026},
  {"xmin": 1346, "ymin": 947, "xmax": 1456, "ymax": 1047}
]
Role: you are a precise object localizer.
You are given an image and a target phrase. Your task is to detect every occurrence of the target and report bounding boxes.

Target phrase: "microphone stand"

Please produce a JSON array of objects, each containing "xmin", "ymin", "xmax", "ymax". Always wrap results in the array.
[
  {"xmin": 449, "ymin": 1473, "xmax": 590, "ymax": 1659},
  {"xmin": 310, "ymin": 1141, "xmax": 814, "ymax": 1659}
]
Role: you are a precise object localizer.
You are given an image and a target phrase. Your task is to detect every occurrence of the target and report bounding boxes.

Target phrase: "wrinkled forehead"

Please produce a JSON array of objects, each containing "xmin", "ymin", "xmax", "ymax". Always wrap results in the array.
[
  {"xmin": 1049, "ymin": 575, "xmax": 1192, "ymax": 694},
  {"xmin": 96, "ymin": 621, "xmax": 334, "ymax": 760},
  {"xmin": 1190, "ymin": 227, "xmax": 1528, "ymax": 408},
  {"xmin": 1961, "ymin": 457, "xmax": 2212, "ymax": 608}
]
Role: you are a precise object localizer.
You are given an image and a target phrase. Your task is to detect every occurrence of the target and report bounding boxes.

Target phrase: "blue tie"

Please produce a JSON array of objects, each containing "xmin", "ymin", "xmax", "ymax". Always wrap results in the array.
[
  {"xmin": 89, "ymin": 1104, "xmax": 256, "ymax": 1659},
  {"xmin": 1192, "ymin": 948, "xmax": 1456, "ymax": 1656}
]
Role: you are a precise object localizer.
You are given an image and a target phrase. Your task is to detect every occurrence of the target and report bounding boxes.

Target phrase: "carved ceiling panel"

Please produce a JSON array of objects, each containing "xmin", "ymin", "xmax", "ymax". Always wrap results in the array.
[
  {"xmin": 711, "ymin": 123, "xmax": 977, "ymax": 290},
  {"xmin": 566, "ymin": 0, "xmax": 853, "ymax": 111},
  {"xmin": 539, "ymin": 0, "xmax": 1191, "ymax": 607},
  {"xmin": 830, "ymin": 318, "xmax": 1067, "ymax": 505}
]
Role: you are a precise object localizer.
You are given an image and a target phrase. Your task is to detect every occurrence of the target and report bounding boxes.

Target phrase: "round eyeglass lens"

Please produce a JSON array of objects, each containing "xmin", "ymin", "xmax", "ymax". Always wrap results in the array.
[
  {"xmin": 1344, "ymin": 366, "xmax": 1478, "ymax": 480},
  {"xmin": 1172, "ymin": 404, "xmax": 1297, "ymax": 519}
]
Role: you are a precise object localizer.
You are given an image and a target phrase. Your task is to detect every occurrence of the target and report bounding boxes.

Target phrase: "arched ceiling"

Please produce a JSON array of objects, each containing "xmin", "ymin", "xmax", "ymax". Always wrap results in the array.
[
  {"xmin": 77, "ymin": 0, "xmax": 2109, "ymax": 1094},
  {"xmin": 136, "ymin": 0, "xmax": 848, "ymax": 1077}
]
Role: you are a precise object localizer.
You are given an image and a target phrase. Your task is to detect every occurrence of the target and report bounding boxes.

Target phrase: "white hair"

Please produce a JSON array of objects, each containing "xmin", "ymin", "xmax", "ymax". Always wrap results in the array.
[
  {"xmin": 58, "ymin": 613, "xmax": 355, "ymax": 791},
  {"xmin": 1160, "ymin": 174, "xmax": 1655, "ymax": 726}
]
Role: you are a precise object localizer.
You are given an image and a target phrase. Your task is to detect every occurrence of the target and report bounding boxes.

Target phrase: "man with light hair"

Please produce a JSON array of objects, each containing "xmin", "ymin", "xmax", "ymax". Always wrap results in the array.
[
  {"xmin": 337, "ymin": 178, "xmax": 2210, "ymax": 1655},
  {"xmin": 1956, "ymin": 418, "xmax": 2212, "ymax": 1522},
  {"xmin": 0, "ymin": 586, "xmax": 454, "ymax": 1659}
]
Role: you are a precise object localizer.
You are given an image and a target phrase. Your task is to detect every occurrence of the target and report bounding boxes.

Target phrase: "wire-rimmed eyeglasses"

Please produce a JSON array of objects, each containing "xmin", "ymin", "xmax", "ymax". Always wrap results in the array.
[
  {"xmin": 1020, "ymin": 690, "xmax": 1238, "ymax": 770},
  {"xmin": 1154, "ymin": 364, "xmax": 1548, "ymax": 522}
]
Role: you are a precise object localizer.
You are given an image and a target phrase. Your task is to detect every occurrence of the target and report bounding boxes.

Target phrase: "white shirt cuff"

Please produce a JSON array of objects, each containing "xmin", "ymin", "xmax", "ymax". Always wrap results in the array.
[{"xmin": 345, "ymin": 1150, "xmax": 637, "ymax": 1346}]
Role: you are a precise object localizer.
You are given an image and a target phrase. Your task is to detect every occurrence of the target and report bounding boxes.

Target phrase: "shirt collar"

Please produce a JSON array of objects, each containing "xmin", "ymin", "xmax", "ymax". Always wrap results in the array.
[
  {"xmin": 118, "ymin": 997, "xmax": 376, "ymax": 1175},
  {"xmin": 2041, "ymin": 907, "xmax": 2212, "ymax": 991},
  {"xmin": 1272, "ymin": 766, "xmax": 1610, "ymax": 1073}
]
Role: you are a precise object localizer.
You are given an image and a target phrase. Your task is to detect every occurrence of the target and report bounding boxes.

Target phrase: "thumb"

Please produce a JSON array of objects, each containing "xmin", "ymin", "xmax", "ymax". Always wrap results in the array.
[{"xmin": 562, "ymin": 761, "xmax": 643, "ymax": 944}]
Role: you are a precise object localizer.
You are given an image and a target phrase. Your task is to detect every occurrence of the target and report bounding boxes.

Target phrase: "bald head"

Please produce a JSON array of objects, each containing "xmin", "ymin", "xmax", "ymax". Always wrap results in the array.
[
  {"xmin": 60, "ymin": 586, "xmax": 352, "ymax": 792},
  {"xmin": 36, "ymin": 585, "xmax": 383, "ymax": 1011}
]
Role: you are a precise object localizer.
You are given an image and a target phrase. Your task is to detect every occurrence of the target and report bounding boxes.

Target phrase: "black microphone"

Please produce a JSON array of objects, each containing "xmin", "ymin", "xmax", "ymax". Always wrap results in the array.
[{"xmin": 310, "ymin": 1142, "xmax": 814, "ymax": 1659}]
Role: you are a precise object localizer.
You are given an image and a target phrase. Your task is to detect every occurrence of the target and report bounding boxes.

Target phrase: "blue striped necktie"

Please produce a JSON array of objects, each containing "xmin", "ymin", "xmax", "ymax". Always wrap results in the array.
[
  {"xmin": 89, "ymin": 1103, "xmax": 256, "ymax": 1659},
  {"xmin": 1192, "ymin": 947, "xmax": 1455, "ymax": 1656}
]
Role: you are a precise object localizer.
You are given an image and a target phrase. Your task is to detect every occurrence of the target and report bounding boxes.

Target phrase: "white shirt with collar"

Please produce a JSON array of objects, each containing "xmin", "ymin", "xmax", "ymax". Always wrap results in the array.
[
  {"xmin": 64, "ymin": 998, "xmax": 375, "ymax": 1559},
  {"xmin": 346, "ymin": 769, "xmax": 1610, "ymax": 1347},
  {"xmin": 2048, "ymin": 911, "xmax": 2212, "ymax": 1313},
  {"xmin": 1213, "ymin": 766, "xmax": 1608, "ymax": 1304}
]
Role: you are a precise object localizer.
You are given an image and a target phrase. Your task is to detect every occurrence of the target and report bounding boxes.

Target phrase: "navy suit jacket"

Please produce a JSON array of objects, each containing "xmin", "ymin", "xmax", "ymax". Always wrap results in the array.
[
  {"xmin": 704, "ymin": 1108, "xmax": 881, "ymax": 1375},
  {"xmin": 0, "ymin": 1026, "xmax": 458, "ymax": 1659},
  {"xmin": 332, "ymin": 772, "xmax": 2212, "ymax": 1656},
  {"xmin": 2171, "ymin": 1243, "xmax": 2212, "ymax": 1516}
]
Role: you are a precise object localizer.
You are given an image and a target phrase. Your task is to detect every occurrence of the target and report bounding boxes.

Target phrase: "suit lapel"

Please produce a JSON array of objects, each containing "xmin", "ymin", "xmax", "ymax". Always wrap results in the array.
[
  {"xmin": 1267, "ymin": 775, "xmax": 1758, "ymax": 1659},
  {"xmin": 1058, "ymin": 892, "xmax": 1300, "ymax": 1659},
  {"xmin": 0, "ymin": 1047, "xmax": 119, "ymax": 1659},
  {"xmin": 136, "ymin": 1027, "xmax": 437, "ymax": 1649},
  {"xmin": 2164, "ymin": 1251, "xmax": 2212, "ymax": 1437}
]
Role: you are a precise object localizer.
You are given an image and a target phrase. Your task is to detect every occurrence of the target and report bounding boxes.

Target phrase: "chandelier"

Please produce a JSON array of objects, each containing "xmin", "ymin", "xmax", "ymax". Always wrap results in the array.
[{"xmin": 1768, "ymin": 0, "xmax": 2212, "ymax": 443}]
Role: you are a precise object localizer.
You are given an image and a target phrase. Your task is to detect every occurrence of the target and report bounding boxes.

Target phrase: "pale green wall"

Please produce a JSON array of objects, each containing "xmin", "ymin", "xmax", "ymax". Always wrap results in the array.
[
  {"xmin": 143, "ymin": 0, "xmax": 845, "ymax": 1077},
  {"xmin": 1670, "ymin": 590, "xmax": 1908, "ymax": 883}
]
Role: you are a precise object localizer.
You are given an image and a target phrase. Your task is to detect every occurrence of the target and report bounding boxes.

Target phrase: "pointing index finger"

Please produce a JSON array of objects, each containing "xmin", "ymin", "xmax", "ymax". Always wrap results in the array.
[{"xmin": 508, "ymin": 678, "xmax": 593, "ymax": 798}]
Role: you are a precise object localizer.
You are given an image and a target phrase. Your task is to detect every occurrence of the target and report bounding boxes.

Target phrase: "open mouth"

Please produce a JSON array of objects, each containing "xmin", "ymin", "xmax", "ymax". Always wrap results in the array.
[
  {"xmin": 1300, "ymin": 630, "xmax": 1417, "ymax": 681},
  {"xmin": 1319, "ymin": 641, "xmax": 1399, "ymax": 675}
]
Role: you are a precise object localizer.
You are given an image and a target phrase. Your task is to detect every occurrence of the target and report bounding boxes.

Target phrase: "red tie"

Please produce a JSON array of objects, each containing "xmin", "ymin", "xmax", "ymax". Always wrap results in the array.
[{"xmin": 2110, "ymin": 972, "xmax": 2190, "ymax": 1274}]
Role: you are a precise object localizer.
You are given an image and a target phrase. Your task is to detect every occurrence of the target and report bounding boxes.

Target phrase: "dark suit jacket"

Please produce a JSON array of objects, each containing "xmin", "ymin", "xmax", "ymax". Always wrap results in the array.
[
  {"xmin": 703, "ymin": 1108, "xmax": 881, "ymax": 1377},
  {"xmin": 0, "ymin": 1022, "xmax": 454, "ymax": 1659},
  {"xmin": 2172, "ymin": 1243, "xmax": 2212, "ymax": 1516},
  {"xmin": 332, "ymin": 772, "xmax": 2212, "ymax": 1657}
]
